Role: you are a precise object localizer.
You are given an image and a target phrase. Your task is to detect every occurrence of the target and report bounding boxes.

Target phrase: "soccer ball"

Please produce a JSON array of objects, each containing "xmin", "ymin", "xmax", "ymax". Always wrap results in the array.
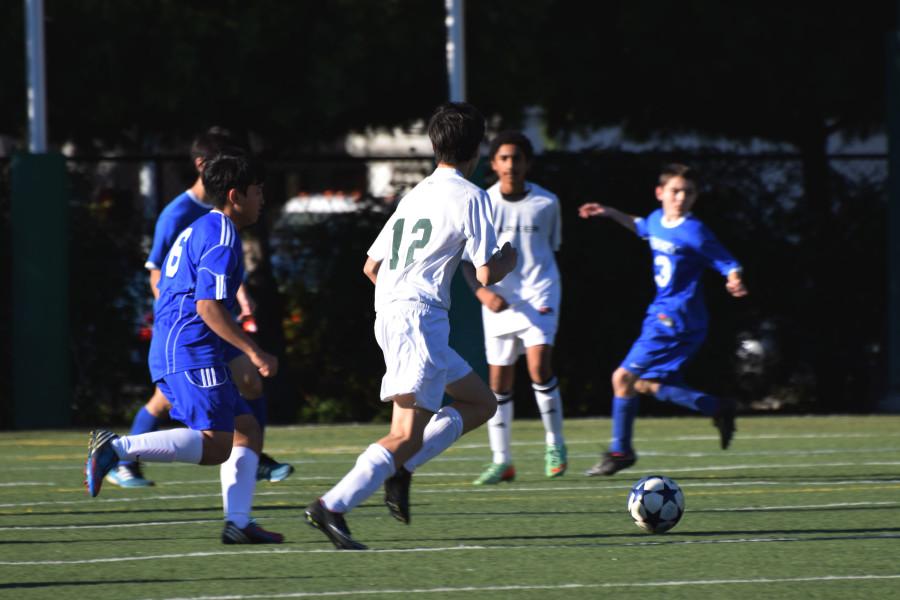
[{"xmin": 627, "ymin": 475, "xmax": 685, "ymax": 534}]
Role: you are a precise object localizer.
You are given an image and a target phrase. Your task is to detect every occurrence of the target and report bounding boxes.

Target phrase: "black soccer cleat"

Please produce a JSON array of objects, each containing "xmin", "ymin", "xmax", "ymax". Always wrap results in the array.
[
  {"xmin": 304, "ymin": 499, "xmax": 368, "ymax": 550},
  {"xmin": 222, "ymin": 519, "xmax": 284, "ymax": 544},
  {"xmin": 713, "ymin": 398, "xmax": 737, "ymax": 450},
  {"xmin": 383, "ymin": 466, "xmax": 412, "ymax": 524},
  {"xmin": 584, "ymin": 451, "xmax": 637, "ymax": 476},
  {"xmin": 256, "ymin": 452, "xmax": 295, "ymax": 482}
]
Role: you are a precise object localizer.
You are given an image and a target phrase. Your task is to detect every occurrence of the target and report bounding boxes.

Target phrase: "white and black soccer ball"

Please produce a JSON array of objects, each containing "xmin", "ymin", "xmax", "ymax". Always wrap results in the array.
[{"xmin": 627, "ymin": 475, "xmax": 685, "ymax": 534}]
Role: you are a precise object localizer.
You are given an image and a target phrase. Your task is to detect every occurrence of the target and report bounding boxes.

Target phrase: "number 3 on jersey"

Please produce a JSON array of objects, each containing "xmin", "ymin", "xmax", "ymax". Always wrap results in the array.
[
  {"xmin": 165, "ymin": 228, "xmax": 193, "ymax": 278},
  {"xmin": 389, "ymin": 218, "xmax": 432, "ymax": 269},
  {"xmin": 654, "ymin": 254, "xmax": 673, "ymax": 287}
]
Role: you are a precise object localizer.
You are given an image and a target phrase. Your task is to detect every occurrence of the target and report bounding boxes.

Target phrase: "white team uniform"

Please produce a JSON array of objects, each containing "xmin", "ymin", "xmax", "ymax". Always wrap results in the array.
[
  {"xmin": 367, "ymin": 167, "xmax": 498, "ymax": 411},
  {"xmin": 481, "ymin": 181, "xmax": 562, "ymax": 366}
]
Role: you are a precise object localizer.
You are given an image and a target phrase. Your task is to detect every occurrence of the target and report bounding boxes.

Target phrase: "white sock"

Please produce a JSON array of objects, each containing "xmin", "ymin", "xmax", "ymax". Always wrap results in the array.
[
  {"xmin": 487, "ymin": 392, "xmax": 514, "ymax": 464},
  {"xmin": 220, "ymin": 446, "xmax": 258, "ymax": 529},
  {"xmin": 321, "ymin": 444, "xmax": 395, "ymax": 513},
  {"xmin": 533, "ymin": 377, "xmax": 564, "ymax": 446},
  {"xmin": 111, "ymin": 429, "xmax": 203, "ymax": 464},
  {"xmin": 403, "ymin": 405, "xmax": 464, "ymax": 472}
]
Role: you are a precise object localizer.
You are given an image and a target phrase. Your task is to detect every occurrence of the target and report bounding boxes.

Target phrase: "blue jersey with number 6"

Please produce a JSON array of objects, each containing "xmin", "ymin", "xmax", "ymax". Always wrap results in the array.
[
  {"xmin": 148, "ymin": 210, "xmax": 244, "ymax": 382},
  {"xmin": 634, "ymin": 209, "xmax": 740, "ymax": 333}
]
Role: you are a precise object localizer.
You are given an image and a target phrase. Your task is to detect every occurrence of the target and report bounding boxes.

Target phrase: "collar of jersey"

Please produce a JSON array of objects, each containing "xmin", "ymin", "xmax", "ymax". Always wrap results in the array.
[
  {"xmin": 432, "ymin": 166, "xmax": 464, "ymax": 178},
  {"xmin": 660, "ymin": 213, "xmax": 690, "ymax": 228},
  {"xmin": 186, "ymin": 189, "xmax": 214, "ymax": 209}
]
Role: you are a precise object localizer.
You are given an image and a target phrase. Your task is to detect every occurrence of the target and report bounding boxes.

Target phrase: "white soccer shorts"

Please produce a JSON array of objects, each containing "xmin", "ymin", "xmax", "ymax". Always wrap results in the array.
[
  {"xmin": 484, "ymin": 316, "xmax": 557, "ymax": 367},
  {"xmin": 374, "ymin": 301, "xmax": 472, "ymax": 412}
]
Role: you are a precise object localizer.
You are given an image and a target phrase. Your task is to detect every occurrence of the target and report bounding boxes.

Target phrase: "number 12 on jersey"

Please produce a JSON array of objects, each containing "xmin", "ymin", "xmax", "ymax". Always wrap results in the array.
[{"xmin": 389, "ymin": 218, "xmax": 432, "ymax": 269}]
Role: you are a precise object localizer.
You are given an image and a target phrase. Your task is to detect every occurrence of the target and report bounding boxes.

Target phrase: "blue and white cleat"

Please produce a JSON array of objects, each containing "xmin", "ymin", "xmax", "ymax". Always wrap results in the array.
[
  {"xmin": 105, "ymin": 462, "xmax": 155, "ymax": 488},
  {"xmin": 84, "ymin": 430, "xmax": 120, "ymax": 497},
  {"xmin": 257, "ymin": 452, "xmax": 295, "ymax": 483}
]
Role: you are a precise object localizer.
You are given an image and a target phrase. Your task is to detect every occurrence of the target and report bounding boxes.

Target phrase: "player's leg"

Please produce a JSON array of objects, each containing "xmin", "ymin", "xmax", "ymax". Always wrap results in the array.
[
  {"xmin": 307, "ymin": 394, "xmax": 430, "ymax": 549},
  {"xmin": 474, "ymin": 333, "xmax": 518, "ymax": 485},
  {"xmin": 229, "ymin": 353, "xmax": 294, "ymax": 482},
  {"xmin": 220, "ymin": 399, "xmax": 283, "ymax": 544},
  {"xmin": 525, "ymin": 342, "xmax": 567, "ymax": 478},
  {"xmin": 585, "ymin": 366, "xmax": 640, "ymax": 477},
  {"xmin": 84, "ymin": 371, "xmax": 244, "ymax": 497},
  {"xmin": 106, "ymin": 386, "xmax": 171, "ymax": 488}
]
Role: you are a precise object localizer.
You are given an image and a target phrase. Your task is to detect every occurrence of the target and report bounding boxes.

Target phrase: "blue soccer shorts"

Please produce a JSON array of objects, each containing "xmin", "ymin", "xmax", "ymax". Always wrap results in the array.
[
  {"xmin": 619, "ymin": 313, "xmax": 706, "ymax": 381},
  {"xmin": 157, "ymin": 366, "xmax": 251, "ymax": 432}
]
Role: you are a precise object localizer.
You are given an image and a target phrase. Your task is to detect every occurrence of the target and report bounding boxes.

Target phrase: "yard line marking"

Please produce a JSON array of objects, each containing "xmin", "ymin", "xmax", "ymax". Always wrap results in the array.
[
  {"xmin": 0, "ymin": 482, "xmax": 55, "ymax": 487},
  {"xmin": 4, "ymin": 540, "xmax": 900, "ymax": 566},
  {"xmin": 1, "ymin": 500, "xmax": 895, "ymax": 533},
  {"xmin": 3, "ymin": 476, "xmax": 900, "ymax": 510},
  {"xmin": 131, "ymin": 574, "xmax": 900, "ymax": 599}
]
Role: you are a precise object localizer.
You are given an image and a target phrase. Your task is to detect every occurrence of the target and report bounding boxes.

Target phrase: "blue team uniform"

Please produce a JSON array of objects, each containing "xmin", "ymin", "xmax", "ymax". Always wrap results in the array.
[
  {"xmin": 621, "ymin": 209, "xmax": 741, "ymax": 381},
  {"xmin": 148, "ymin": 210, "xmax": 250, "ymax": 431},
  {"xmin": 145, "ymin": 191, "xmax": 213, "ymax": 271}
]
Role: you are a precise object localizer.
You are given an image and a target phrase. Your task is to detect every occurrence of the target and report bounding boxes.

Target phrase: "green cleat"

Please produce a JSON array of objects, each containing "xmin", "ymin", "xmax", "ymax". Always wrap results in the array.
[
  {"xmin": 545, "ymin": 443, "xmax": 568, "ymax": 478},
  {"xmin": 472, "ymin": 462, "xmax": 515, "ymax": 485}
]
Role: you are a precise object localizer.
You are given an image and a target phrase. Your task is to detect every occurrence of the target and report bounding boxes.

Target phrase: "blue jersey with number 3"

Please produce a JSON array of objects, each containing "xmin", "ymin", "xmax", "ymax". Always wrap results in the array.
[
  {"xmin": 148, "ymin": 210, "xmax": 243, "ymax": 381},
  {"xmin": 634, "ymin": 209, "xmax": 740, "ymax": 332}
]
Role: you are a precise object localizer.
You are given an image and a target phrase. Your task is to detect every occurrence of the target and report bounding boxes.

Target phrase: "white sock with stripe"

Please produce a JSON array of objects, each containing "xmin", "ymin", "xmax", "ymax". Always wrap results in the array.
[
  {"xmin": 403, "ymin": 405, "xmax": 465, "ymax": 472},
  {"xmin": 220, "ymin": 446, "xmax": 258, "ymax": 529},
  {"xmin": 533, "ymin": 377, "xmax": 564, "ymax": 446},
  {"xmin": 111, "ymin": 428, "xmax": 204, "ymax": 463},
  {"xmin": 321, "ymin": 443, "xmax": 395, "ymax": 513},
  {"xmin": 486, "ymin": 392, "xmax": 514, "ymax": 464}
]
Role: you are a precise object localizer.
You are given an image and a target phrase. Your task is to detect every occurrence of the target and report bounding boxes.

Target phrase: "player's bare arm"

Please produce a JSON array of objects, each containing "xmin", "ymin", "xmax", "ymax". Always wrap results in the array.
[
  {"xmin": 476, "ymin": 241, "xmax": 518, "ymax": 286},
  {"xmin": 363, "ymin": 256, "xmax": 381, "ymax": 285},
  {"xmin": 235, "ymin": 284, "xmax": 256, "ymax": 320},
  {"xmin": 460, "ymin": 261, "xmax": 509, "ymax": 312},
  {"xmin": 196, "ymin": 299, "xmax": 278, "ymax": 377},
  {"xmin": 725, "ymin": 270, "xmax": 748, "ymax": 298},
  {"xmin": 149, "ymin": 269, "xmax": 162, "ymax": 299},
  {"xmin": 578, "ymin": 203, "xmax": 638, "ymax": 233}
]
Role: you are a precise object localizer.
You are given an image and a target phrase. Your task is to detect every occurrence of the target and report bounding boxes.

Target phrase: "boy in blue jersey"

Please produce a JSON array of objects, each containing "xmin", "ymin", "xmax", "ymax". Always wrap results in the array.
[
  {"xmin": 84, "ymin": 155, "xmax": 284, "ymax": 544},
  {"xmin": 107, "ymin": 128, "xmax": 293, "ymax": 488},
  {"xmin": 578, "ymin": 163, "xmax": 748, "ymax": 476}
]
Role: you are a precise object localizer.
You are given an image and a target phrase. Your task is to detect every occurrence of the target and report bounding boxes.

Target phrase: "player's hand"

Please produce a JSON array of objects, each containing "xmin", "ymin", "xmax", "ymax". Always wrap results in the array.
[
  {"xmin": 578, "ymin": 202, "xmax": 607, "ymax": 219},
  {"xmin": 726, "ymin": 279, "xmax": 748, "ymax": 298},
  {"xmin": 250, "ymin": 350, "xmax": 279, "ymax": 378},
  {"xmin": 476, "ymin": 287, "xmax": 509, "ymax": 312},
  {"xmin": 236, "ymin": 285, "xmax": 257, "ymax": 320}
]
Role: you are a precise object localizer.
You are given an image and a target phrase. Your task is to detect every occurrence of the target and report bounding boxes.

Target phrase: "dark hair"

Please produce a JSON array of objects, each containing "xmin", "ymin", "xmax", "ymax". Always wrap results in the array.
[
  {"xmin": 658, "ymin": 163, "xmax": 698, "ymax": 186},
  {"xmin": 427, "ymin": 102, "xmax": 485, "ymax": 165},
  {"xmin": 190, "ymin": 126, "xmax": 244, "ymax": 165},
  {"xmin": 201, "ymin": 154, "xmax": 266, "ymax": 209},
  {"xmin": 488, "ymin": 130, "xmax": 534, "ymax": 161}
]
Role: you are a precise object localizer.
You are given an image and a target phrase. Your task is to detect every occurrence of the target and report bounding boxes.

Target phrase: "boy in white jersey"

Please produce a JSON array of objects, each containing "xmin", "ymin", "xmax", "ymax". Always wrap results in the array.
[
  {"xmin": 461, "ymin": 131, "xmax": 567, "ymax": 484},
  {"xmin": 304, "ymin": 102, "xmax": 517, "ymax": 550}
]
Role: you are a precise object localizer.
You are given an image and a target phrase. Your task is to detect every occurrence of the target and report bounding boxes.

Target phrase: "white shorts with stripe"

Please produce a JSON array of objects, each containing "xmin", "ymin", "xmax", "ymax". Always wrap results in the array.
[{"xmin": 374, "ymin": 301, "xmax": 472, "ymax": 412}]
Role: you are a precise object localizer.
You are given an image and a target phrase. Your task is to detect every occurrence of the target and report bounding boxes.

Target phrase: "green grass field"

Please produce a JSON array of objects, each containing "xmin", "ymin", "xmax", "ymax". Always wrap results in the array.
[{"xmin": 1, "ymin": 415, "xmax": 899, "ymax": 599}]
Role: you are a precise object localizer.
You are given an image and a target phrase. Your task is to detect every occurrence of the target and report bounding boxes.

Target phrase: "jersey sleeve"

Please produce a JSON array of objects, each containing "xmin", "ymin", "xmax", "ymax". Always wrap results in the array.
[
  {"xmin": 634, "ymin": 215, "xmax": 650, "ymax": 239},
  {"xmin": 696, "ymin": 223, "xmax": 742, "ymax": 277},
  {"xmin": 146, "ymin": 210, "xmax": 180, "ymax": 270},
  {"xmin": 367, "ymin": 215, "xmax": 394, "ymax": 262},
  {"xmin": 550, "ymin": 195, "xmax": 562, "ymax": 251},
  {"xmin": 463, "ymin": 190, "xmax": 497, "ymax": 267},
  {"xmin": 195, "ymin": 244, "xmax": 240, "ymax": 301}
]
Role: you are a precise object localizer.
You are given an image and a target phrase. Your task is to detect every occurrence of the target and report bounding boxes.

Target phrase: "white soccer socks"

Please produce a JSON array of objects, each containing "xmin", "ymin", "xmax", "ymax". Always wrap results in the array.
[
  {"xmin": 486, "ymin": 392, "xmax": 514, "ymax": 464},
  {"xmin": 321, "ymin": 443, "xmax": 396, "ymax": 513},
  {"xmin": 111, "ymin": 428, "xmax": 204, "ymax": 464},
  {"xmin": 403, "ymin": 405, "xmax": 465, "ymax": 472},
  {"xmin": 533, "ymin": 377, "xmax": 565, "ymax": 446},
  {"xmin": 220, "ymin": 446, "xmax": 259, "ymax": 528}
]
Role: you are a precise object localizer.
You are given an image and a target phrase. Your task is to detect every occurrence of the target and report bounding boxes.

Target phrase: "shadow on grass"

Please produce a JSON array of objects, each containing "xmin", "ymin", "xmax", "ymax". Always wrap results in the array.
[{"xmin": 0, "ymin": 574, "xmax": 309, "ymax": 590}]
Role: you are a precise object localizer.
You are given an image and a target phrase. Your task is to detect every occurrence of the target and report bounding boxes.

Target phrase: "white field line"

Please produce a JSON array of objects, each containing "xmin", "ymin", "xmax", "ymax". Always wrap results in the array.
[
  {"xmin": 131, "ymin": 574, "xmax": 900, "ymax": 600},
  {"xmin": 4, "ymin": 538, "xmax": 900, "ymax": 567},
  {"xmin": 0, "ymin": 500, "xmax": 896, "ymax": 532},
  {"xmin": 3, "ymin": 474, "xmax": 900, "ymax": 510}
]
